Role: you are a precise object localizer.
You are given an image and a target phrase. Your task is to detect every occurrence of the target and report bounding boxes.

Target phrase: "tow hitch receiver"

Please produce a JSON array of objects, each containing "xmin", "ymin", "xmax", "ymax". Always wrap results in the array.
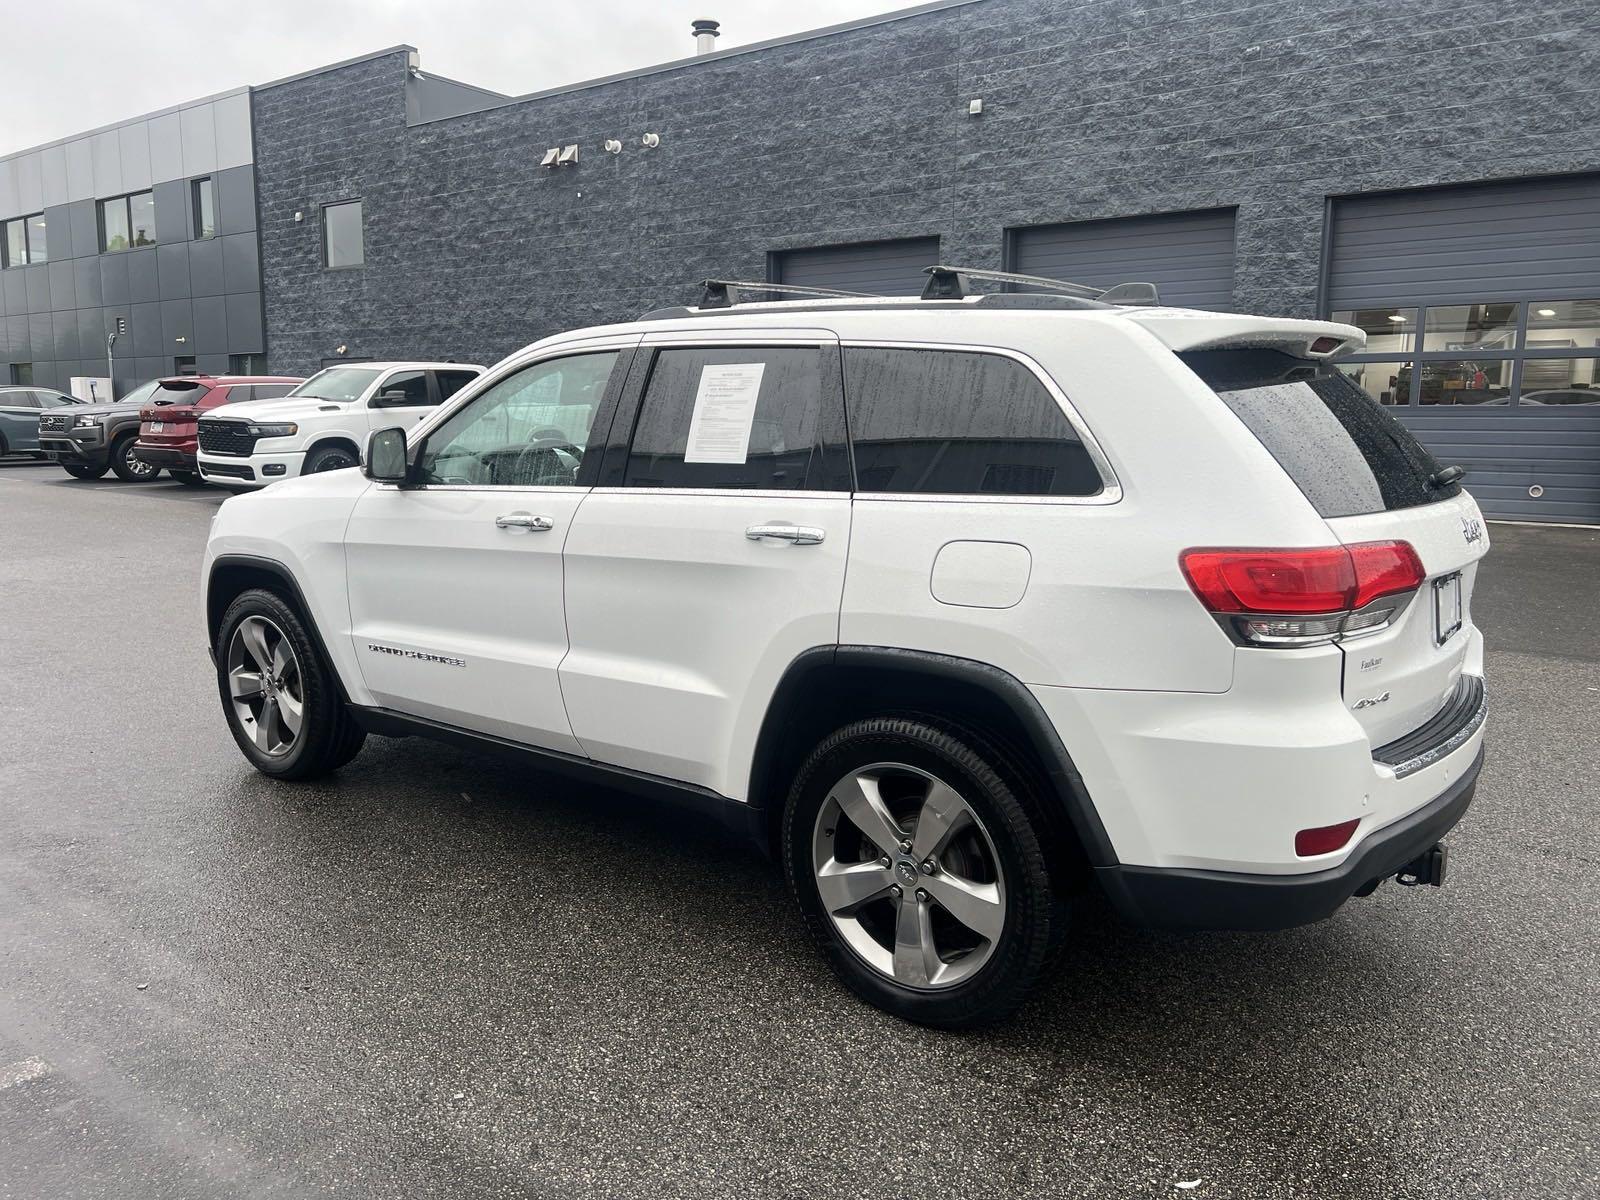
[{"xmin": 1395, "ymin": 842, "xmax": 1448, "ymax": 888}]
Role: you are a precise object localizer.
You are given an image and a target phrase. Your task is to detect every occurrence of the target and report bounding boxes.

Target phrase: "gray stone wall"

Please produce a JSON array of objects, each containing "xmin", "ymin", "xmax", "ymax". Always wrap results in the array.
[{"xmin": 251, "ymin": 0, "xmax": 1600, "ymax": 374}]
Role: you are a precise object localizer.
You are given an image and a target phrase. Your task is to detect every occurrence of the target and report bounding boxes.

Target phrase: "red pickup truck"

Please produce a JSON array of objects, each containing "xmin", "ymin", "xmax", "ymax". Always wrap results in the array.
[{"xmin": 134, "ymin": 375, "xmax": 302, "ymax": 484}]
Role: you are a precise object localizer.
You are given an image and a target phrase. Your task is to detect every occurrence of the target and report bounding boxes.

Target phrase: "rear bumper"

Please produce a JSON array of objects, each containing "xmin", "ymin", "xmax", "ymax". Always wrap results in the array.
[
  {"xmin": 1097, "ymin": 744, "xmax": 1482, "ymax": 930},
  {"xmin": 133, "ymin": 443, "xmax": 197, "ymax": 471}
]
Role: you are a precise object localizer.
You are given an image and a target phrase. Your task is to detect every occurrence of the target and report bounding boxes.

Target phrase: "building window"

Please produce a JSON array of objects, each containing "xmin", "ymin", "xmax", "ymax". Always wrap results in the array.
[
  {"xmin": 322, "ymin": 199, "xmax": 364, "ymax": 269},
  {"xmin": 99, "ymin": 191, "xmax": 157, "ymax": 253},
  {"xmin": 192, "ymin": 178, "xmax": 217, "ymax": 239},
  {"xmin": 10, "ymin": 363, "xmax": 33, "ymax": 385},
  {"xmin": 228, "ymin": 353, "xmax": 266, "ymax": 374},
  {"xmin": 1333, "ymin": 300, "xmax": 1600, "ymax": 406},
  {"xmin": 174, "ymin": 355, "xmax": 197, "ymax": 375},
  {"xmin": 2, "ymin": 213, "xmax": 46, "ymax": 267}
]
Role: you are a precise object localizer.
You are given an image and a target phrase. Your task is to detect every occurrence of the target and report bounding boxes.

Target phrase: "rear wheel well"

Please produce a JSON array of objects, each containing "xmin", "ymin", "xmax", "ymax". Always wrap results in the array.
[{"xmin": 749, "ymin": 651, "xmax": 1103, "ymax": 887}]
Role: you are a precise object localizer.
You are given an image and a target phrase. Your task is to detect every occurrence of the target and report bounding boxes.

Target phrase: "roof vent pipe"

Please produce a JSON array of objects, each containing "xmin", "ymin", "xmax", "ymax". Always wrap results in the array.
[{"xmin": 692, "ymin": 19, "xmax": 720, "ymax": 55}]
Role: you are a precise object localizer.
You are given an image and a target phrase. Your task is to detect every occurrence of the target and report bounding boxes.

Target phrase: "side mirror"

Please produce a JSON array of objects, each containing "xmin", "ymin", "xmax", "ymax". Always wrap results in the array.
[
  {"xmin": 364, "ymin": 426, "xmax": 410, "ymax": 483},
  {"xmin": 373, "ymin": 389, "xmax": 412, "ymax": 408}
]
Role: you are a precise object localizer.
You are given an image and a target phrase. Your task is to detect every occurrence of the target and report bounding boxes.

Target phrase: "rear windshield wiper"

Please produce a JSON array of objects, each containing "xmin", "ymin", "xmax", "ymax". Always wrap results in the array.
[{"xmin": 1429, "ymin": 464, "xmax": 1466, "ymax": 489}]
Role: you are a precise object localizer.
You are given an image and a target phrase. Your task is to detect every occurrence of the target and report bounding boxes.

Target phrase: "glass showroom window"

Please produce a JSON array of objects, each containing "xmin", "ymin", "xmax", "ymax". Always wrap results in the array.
[
  {"xmin": 1333, "ymin": 299, "xmax": 1600, "ymax": 406},
  {"xmin": 99, "ymin": 191, "xmax": 157, "ymax": 252},
  {"xmin": 322, "ymin": 200, "xmax": 364, "ymax": 269},
  {"xmin": 193, "ymin": 178, "xmax": 216, "ymax": 239},
  {"xmin": 1, "ymin": 213, "xmax": 46, "ymax": 267}
]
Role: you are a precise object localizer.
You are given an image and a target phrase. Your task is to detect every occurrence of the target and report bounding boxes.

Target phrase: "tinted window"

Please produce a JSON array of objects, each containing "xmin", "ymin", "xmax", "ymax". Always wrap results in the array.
[
  {"xmin": 25, "ymin": 214, "xmax": 46, "ymax": 264},
  {"xmin": 420, "ymin": 353, "xmax": 618, "ymax": 487},
  {"xmin": 1186, "ymin": 349, "xmax": 1459, "ymax": 518},
  {"xmin": 624, "ymin": 347, "xmax": 823, "ymax": 490},
  {"xmin": 2, "ymin": 390, "xmax": 40, "ymax": 408},
  {"xmin": 99, "ymin": 198, "xmax": 130, "ymax": 252},
  {"xmin": 375, "ymin": 371, "xmax": 430, "ymax": 406},
  {"xmin": 128, "ymin": 192, "xmax": 157, "ymax": 247},
  {"xmin": 436, "ymin": 369, "xmax": 479, "ymax": 400},
  {"xmin": 247, "ymin": 384, "xmax": 297, "ymax": 402},
  {"xmin": 287, "ymin": 367, "xmax": 380, "ymax": 402},
  {"xmin": 193, "ymin": 178, "xmax": 216, "ymax": 239},
  {"xmin": 2, "ymin": 219, "xmax": 24, "ymax": 267},
  {"xmin": 843, "ymin": 348, "xmax": 1102, "ymax": 496}
]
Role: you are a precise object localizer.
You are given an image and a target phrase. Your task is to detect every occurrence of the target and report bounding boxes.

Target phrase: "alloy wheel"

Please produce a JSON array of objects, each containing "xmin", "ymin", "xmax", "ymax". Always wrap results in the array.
[
  {"xmin": 811, "ymin": 762, "xmax": 1007, "ymax": 990},
  {"xmin": 122, "ymin": 443, "xmax": 157, "ymax": 479},
  {"xmin": 226, "ymin": 615, "xmax": 304, "ymax": 757}
]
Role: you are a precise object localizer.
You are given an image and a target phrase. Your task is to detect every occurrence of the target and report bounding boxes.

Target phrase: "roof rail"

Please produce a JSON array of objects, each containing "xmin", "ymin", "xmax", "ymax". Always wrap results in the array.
[
  {"xmin": 920, "ymin": 264, "xmax": 1161, "ymax": 306},
  {"xmin": 698, "ymin": 278, "xmax": 874, "ymax": 309}
]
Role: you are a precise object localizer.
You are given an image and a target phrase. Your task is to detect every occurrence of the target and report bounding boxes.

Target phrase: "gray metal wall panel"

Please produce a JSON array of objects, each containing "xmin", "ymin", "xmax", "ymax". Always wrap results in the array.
[
  {"xmin": 1011, "ymin": 209, "xmax": 1238, "ymax": 310},
  {"xmin": 773, "ymin": 237, "xmax": 941, "ymax": 297},
  {"xmin": 1329, "ymin": 176, "xmax": 1600, "ymax": 307},
  {"xmin": 1396, "ymin": 409, "xmax": 1600, "ymax": 524}
]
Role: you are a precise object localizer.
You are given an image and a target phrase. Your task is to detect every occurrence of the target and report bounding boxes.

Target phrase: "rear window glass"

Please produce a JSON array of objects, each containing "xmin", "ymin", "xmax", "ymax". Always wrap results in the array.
[
  {"xmin": 1184, "ymin": 349, "xmax": 1461, "ymax": 518},
  {"xmin": 842, "ymin": 348, "xmax": 1102, "ymax": 496},
  {"xmin": 155, "ymin": 379, "xmax": 213, "ymax": 405}
]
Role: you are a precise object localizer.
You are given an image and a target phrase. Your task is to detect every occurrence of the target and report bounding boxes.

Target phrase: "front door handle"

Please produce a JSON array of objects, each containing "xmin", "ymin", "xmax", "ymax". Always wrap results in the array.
[
  {"xmin": 746, "ymin": 523, "xmax": 825, "ymax": 546},
  {"xmin": 495, "ymin": 512, "xmax": 554, "ymax": 531}
]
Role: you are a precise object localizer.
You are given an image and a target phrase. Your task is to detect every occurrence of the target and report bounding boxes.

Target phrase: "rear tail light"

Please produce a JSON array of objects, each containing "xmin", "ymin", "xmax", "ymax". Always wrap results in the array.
[
  {"xmin": 1180, "ymin": 541, "xmax": 1425, "ymax": 646},
  {"xmin": 1295, "ymin": 818, "xmax": 1361, "ymax": 857}
]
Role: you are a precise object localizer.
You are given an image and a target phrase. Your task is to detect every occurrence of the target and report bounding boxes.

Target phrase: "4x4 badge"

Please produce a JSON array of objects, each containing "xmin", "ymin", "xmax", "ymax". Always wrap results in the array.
[
  {"xmin": 1461, "ymin": 516, "xmax": 1484, "ymax": 544},
  {"xmin": 1353, "ymin": 691, "xmax": 1391, "ymax": 710}
]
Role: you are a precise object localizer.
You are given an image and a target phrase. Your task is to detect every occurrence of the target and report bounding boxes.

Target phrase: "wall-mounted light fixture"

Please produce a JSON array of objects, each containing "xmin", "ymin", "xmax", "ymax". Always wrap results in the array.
[
  {"xmin": 641, "ymin": 132, "xmax": 661, "ymax": 149},
  {"xmin": 174, "ymin": 335, "xmax": 188, "ymax": 344},
  {"xmin": 968, "ymin": 98, "xmax": 984, "ymax": 116},
  {"xmin": 335, "ymin": 344, "xmax": 348, "ymax": 355},
  {"xmin": 604, "ymin": 139, "xmax": 623, "ymax": 154},
  {"xmin": 293, "ymin": 211, "xmax": 304, "ymax": 223}
]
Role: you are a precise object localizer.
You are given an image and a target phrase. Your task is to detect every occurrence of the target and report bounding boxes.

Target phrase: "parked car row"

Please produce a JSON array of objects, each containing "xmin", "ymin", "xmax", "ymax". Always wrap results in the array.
[{"xmin": 21, "ymin": 362, "xmax": 485, "ymax": 488}]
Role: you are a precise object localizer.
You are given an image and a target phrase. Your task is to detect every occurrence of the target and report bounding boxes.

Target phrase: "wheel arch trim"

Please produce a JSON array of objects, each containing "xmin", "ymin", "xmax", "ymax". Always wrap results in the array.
[
  {"xmin": 748, "ymin": 645, "xmax": 1118, "ymax": 867},
  {"xmin": 206, "ymin": 553, "xmax": 352, "ymax": 704}
]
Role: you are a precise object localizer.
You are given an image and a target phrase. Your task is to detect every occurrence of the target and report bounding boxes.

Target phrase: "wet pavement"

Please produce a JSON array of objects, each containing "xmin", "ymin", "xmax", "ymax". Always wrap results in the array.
[{"xmin": 2, "ymin": 460, "xmax": 1596, "ymax": 1199}]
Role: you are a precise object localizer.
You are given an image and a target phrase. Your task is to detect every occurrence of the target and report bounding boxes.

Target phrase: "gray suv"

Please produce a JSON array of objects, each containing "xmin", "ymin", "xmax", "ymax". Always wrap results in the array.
[
  {"xmin": 37, "ymin": 379, "xmax": 163, "ymax": 480},
  {"xmin": 0, "ymin": 386, "xmax": 81, "ymax": 458}
]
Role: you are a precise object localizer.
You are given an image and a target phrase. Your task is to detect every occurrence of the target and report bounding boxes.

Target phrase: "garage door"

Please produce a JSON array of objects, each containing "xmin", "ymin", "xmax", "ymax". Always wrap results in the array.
[
  {"xmin": 1010, "ymin": 209, "xmax": 1237, "ymax": 310},
  {"xmin": 772, "ymin": 237, "xmax": 939, "ymax": 297},
  {"xmin": 1327, "ymin": 174, "xmax": 1600, "ymax": 524}
]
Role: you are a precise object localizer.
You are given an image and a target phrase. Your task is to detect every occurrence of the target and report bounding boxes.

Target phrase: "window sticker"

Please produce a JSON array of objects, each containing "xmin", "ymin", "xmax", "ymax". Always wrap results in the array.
[{"xmin": 683, "ymin": 363, "xmax": 766, "ymax": 464}]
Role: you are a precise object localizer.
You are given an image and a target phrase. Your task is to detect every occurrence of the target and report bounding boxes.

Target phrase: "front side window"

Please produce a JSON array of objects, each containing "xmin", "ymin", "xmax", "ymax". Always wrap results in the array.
[
  {"xmin": 843, "ymin": 348, "xmax": 1102, "ymax": 496},
  {"xmin": 1, "ymin": 390, "xmax": 41, "ymax": 408},
  {"xmin": 323, "ymin": 200, "xmax": 364, "ymax": 268},
  {"xmin": 419, "ymin": 352, "xmax": 619, "ymax": 487},
  {"xmin": 373, "ymin": 370, "xmax": 430, "ymax": 407},
  {"xmin": 623, "ymin": 347, "xmax": 823, "ymax": 491},
  {"xmin": 286, "ymin": 367, "xmax": 381, "ymax": 402},
  {"xmin": 193, "ymin": 178, "xmax": 216, "ymax": 239},
  {"xmin": 99, "ymin": 191, "xmax": 155, "ymax": 252}
]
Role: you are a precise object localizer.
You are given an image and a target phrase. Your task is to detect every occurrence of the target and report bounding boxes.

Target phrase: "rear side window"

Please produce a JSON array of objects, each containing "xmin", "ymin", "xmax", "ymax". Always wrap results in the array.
[
  {"xmin": 4, "ymin": 390, "xmax": 41, "ymax": 408},
  {"xmin": 1185, "ymin": 349, "xmax": 1460, "ymax": 518},
  {"xmin": 623, "ymin": 347, "xmax": 825, "ymax": 490},
  {"xmin": 842, "ymin": 348, "xmax": 1103, "ymax": 496}
]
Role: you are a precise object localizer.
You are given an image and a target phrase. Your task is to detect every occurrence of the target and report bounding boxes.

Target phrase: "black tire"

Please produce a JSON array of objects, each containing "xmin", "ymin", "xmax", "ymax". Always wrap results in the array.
[
  {"xmin": 783, "ymin": 717, "xmax": 1062, "ymax": 1029},
  {"xmin": 170, "ymin": 470, "xmax": 206, "ymax": 486},
  {"xmin": 110, "ymin": 433, "xmax": 160, "ymax": 482},
  {"xmin": 215, "ymin": 588, "xmax": 366, "ymax": 781},
  {"xmin": 303, "ymin": 443, "xmax": 358, "ymax": 475},
  {"xmin": 0, "ymin": 432, "xmax": 8, "ymax": 456},
  {"xmin": 63, "ymin": 462, "xmax": 109, "ymax": 480}
]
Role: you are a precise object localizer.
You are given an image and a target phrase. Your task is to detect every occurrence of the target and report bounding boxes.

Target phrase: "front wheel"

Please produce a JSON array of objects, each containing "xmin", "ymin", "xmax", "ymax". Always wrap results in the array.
[
  {"xmin": 303, "ymin": 444, "xmax": 358, "ymax": 475},
  {"xmin": 216, "ymin": 589, "xmax": 366, "ymax": 780},
  {"xmin": 110, "ymin": 434, "xmax": 160, "ymax": 482},
  {"xmin": 783, "ymin": 717, "xmax": 1062, "ymax": 1029},
  {"xmin": 63, "ymin": 463, "xmax": 109, "ymax": 480}
]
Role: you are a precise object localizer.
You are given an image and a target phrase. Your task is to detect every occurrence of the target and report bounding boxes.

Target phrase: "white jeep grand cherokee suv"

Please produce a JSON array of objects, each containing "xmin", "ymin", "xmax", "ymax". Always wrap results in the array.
[
  {"xmin": 202, "ymin": 269, "xmax": 1488, "ymax": 1028},
  {"xmin": 196, "ymin": 361, "xmax": 484, "ymax": 486}
]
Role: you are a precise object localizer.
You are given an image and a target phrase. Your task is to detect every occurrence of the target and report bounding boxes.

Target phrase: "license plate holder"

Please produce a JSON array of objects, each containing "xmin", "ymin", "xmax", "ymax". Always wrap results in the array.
[
  {"xmin": 1433, "ymin": 573, "xmax": 1463, "ymax": 645},
  {"xmin": 148, "ymin": 421, "xmax": 165, "ymax": 433}
]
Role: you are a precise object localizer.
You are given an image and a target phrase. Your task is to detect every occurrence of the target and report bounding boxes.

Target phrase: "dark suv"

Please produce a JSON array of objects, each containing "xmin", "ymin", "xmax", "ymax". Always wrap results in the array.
[
  {"xmin": 38, "ymin": 379, "xmax": 164, "ymax": 480},
  {"xmin": 133, "ymin": 375, "xmax": 302, "ymax": 484}
]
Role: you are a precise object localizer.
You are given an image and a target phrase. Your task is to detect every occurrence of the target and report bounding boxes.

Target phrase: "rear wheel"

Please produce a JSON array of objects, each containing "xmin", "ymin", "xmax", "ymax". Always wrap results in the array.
[
  {"xmin": 170, "ymin": 470, "xmax": 205, "ymax": 486},
  {"xmin": 110, "ymin": 433, "xmax": 159, "ymax": 482},
  {"xmin": 783, "ymin": 717, "xmax": 1061, "ymax": 1029},
  {"xmin": 216, "ymin": 588, "xmax": 366, "ymax": 780},
  {"xmin": 63, "ymin": 463, "xmax": 109, "ymax": 480},
  {"xmin": 304, "ymin": 444, "xmax": 358, "ymax": 475}
]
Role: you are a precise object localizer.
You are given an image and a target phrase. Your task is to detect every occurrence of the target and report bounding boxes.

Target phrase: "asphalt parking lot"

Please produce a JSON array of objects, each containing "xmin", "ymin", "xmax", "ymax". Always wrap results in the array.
[{"xmin": 2, "ymin": 458, "xmax": 1596, "ymax": 1200}]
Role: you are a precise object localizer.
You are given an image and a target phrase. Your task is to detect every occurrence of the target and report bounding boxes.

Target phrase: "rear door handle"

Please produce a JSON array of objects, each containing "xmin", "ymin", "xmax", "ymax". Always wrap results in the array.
[
  {"xmin": 745, "ymin": 524, "xmax": 825, "ymax": 545},
  {"xmin": 495, "ymin": 512, "xmax": 554, "ymax": 531}
]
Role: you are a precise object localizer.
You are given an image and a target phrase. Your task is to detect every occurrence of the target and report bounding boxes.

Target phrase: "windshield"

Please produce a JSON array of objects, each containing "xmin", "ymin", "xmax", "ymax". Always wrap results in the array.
[
  {"xmin": 286, "ymin": 367, "xmax": 381, "ymax": 402},
  {"xmin": 1184, "ymin": 349, "xmax": 1461, "ymax": 518},
  {"xmin": 117, "ymin": 379, "xmax": 162, "ymax": 406}
]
